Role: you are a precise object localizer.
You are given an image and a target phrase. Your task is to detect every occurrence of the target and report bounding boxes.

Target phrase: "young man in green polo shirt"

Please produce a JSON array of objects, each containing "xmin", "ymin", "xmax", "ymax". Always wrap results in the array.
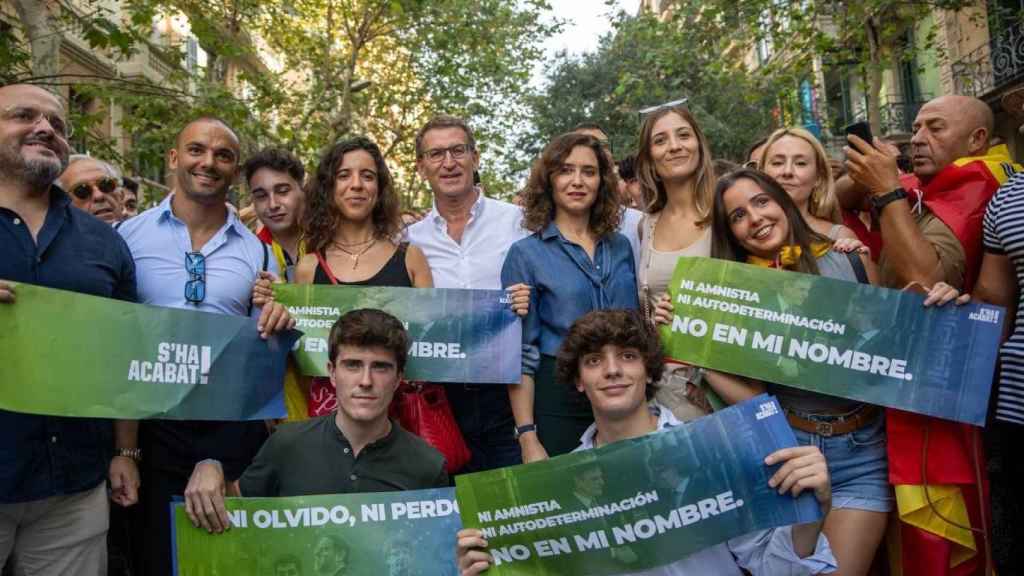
[{"xmin": 183, "ymin": 308, "xmax": 448, "ymax": 533}]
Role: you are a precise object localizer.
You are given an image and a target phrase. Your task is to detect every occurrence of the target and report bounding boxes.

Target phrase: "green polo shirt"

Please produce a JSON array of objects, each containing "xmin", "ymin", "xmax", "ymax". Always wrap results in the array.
[{"xmin": 238, "ymin": 415, "xmax": 448, "ymax": 497}]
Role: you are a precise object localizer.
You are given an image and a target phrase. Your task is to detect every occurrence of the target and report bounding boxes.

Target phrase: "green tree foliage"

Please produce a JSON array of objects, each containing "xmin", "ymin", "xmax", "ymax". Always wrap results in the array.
[
  {"xmin": 521, "ymin": 7, "xmax": 786, "ymax": 168},
  {"xmin": 693, "ymin": 0, "xmax": 978, "ymax": 135},
  {"xmin": 3, "ymin": 0, "xmax": 557, "ymax": 208}
]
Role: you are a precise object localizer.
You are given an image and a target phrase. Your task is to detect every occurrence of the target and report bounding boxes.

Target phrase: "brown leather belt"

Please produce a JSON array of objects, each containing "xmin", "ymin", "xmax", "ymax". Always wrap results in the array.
[{"xmin": 785, "ymin": 405, "xmax": 881, "ymax": 437}]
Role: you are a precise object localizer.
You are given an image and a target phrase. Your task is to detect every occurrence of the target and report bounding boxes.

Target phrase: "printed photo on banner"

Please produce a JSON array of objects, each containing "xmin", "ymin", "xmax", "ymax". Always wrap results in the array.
[
  {"xmin": 661, "ymin": 257, "xmax": 1003, "ymax": 425},
  {"xmin": 274, "ymin": 283, "xmax": 521, "ymax": 384},
  {"xmin": 0, "ymin": 282, "xmax": 298, "ymax": 420},
  {"xmin": 173, "ymin": 488, "xmax": 461, "ymax": 576},
  {"xmin": 454, "ymin": 395, "xmax": 822, "ymax": 575}
]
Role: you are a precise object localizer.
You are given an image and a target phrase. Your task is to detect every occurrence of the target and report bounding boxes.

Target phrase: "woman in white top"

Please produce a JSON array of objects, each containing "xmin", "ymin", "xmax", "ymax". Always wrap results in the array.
[
  {"xmin": 634, "ymin": 101, "xmax": 719, "ymax": 421},
  {"xmin": 759, "ymin": 127, "xmax": 856, "ymax": 242}
]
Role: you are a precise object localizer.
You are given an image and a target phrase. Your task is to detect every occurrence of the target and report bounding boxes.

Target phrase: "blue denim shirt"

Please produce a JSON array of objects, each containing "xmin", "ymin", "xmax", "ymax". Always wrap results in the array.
[
  {"xmin": 0, "ymin": 187, "xmax": 137, "ymax": 503},
  {"xmin": 501, "ymin": 222, "xmax": 638, "ymax": 375}
]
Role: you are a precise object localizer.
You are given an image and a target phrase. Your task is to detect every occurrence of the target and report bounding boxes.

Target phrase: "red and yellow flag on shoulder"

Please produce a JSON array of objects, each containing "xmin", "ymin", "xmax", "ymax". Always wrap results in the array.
[{"xmin": 888, "ymin": 145, "xmax": 1020, "ymax": 576}]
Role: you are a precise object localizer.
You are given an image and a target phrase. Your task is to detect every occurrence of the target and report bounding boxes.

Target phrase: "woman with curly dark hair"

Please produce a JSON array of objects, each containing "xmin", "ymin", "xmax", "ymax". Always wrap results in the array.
[
  {"xmin": 501, "ymin": 131, "xmax": 638, "ymax": 461},
  {"xmin": 295, "ymin": 136, "xmax": 433, "ymax": 416}
]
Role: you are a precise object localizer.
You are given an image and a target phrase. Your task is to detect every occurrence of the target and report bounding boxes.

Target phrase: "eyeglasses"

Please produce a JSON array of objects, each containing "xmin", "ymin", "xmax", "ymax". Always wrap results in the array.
[
  {"xmin": 185, "ymin": 252, "xmax": 206, "ymax": 304},
  {"xmin": 1, "ymin": 105, "xmax": 73, "ymax": 139},
  {"xmin": 638, "ymin": 97, "xmax": 690, "ymax": 119},
  {"xmin": 70, "ymin": 177, "xmax": 119, "ymax": 200},
  {"xmin": 422, "ymin": 144, "xmax": 471, "ymax": 165}
]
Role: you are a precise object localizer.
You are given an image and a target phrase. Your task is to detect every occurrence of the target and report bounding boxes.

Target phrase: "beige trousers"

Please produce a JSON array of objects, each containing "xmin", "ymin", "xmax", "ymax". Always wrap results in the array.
[{"xmin": 0, "ymin": 482, "xmax": 108, "ymax": 576}]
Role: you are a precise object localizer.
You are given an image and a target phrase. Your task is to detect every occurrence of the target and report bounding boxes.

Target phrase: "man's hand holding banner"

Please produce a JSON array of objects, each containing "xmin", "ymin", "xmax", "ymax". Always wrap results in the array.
[{"xmin": 454, "ymin": 394, "xmax": 823, "ymax": 575}]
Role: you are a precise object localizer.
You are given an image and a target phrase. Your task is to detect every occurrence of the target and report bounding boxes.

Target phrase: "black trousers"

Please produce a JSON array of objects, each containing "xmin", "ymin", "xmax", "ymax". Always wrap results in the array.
[
  {"xmin": 987, "ymin": 420, "xmax": 1023, "ymax": 574},
  {"xmin": 137, "ymin": 465, "xmax": 191, "ymax": 576}
]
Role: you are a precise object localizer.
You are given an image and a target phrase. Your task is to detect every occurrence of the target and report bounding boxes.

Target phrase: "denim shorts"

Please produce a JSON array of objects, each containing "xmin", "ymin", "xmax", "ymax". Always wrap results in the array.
[{"xmin": 790, "ymin": 409, "xmax": 894, "ymax": 513}]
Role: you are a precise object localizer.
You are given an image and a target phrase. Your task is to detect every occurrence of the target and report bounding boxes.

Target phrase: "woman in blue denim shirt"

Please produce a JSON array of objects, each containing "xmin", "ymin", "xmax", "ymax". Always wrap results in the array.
[{"xmin": 501, "ymin": 132, "xmax": 639, "ymax": 462}]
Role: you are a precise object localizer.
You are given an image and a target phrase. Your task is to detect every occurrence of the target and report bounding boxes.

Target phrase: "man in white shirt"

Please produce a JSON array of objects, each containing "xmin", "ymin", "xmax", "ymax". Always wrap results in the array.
[
  {"xmin": 406, "ymin": 115, "xmax": 529, "ymax": 471},
  {"xmin": 456, "ymin": 310, "xmax": 837, "ymax": 576}
]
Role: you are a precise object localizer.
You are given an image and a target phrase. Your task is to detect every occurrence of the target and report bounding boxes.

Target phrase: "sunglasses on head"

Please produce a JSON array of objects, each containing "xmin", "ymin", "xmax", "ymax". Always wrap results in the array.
[
  {"xmin": 70, "ymin": 177, "xmax": 119, "ymax": 200},
  {"xmin": 638, "ymin": 97, "xmax": 690, "ymax": 119}
]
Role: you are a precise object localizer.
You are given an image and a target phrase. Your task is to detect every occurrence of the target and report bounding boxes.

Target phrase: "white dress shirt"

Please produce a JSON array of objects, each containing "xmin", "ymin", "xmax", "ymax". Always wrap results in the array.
[{"xmin": 407, "ymin": 191, "xmax": 529, "ymax": 290}]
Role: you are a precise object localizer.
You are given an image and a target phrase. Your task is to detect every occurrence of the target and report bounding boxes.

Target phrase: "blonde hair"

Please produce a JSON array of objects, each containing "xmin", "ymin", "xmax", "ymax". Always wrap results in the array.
[
  {"xmin": 759, "ymin": 127, "xmax": 841, "ymax": 224},
  {"xmin": 635, "ymin": 106, "xmax": 715, "ymax": 223}
]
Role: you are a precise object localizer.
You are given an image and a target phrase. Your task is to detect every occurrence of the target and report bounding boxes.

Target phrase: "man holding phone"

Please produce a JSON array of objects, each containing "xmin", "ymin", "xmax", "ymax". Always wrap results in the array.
[{"xmin": 843, "ymin": 95, "xmax": 1020, "ymax": 576}]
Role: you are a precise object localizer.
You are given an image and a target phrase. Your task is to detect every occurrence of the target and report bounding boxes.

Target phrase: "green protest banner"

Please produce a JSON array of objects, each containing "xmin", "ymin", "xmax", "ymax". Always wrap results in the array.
[
  {"xmin": 661, "ymin": 257, "xmax": 1002, "ymax": 425},
  {"xmin": 172, "ymin": 488, "xmax": 461, "ymax": 576},
  {"xmin": 455, "ymin": 395, "xmax": 821, "ymax": 575},
  {"xmin": 274, "ymin": 284, "xmax": 521, "ymax": 384},
  {"xmin": 0, "ymin": 282, "xmax": 298, "ymax": 420}
]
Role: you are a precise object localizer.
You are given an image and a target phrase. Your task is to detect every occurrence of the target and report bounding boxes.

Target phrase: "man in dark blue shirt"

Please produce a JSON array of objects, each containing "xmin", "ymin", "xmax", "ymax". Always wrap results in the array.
[{"xmin": 0, "ymin": 84, "xmax": 138, "ymax": 575}]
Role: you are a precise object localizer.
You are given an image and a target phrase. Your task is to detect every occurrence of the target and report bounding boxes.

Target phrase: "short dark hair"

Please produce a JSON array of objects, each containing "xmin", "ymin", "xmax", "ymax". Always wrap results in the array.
[
  {"xmin": 557, "ymin": 309, "xmax": 663, "ymax": 401},
  {"xmin": 242, "ymin": 148, "xmax": 305, "ymax": 188},
  {"xmin": 745, "ymin": 136, "xmax": 769, "ymax": 163},
  {"xmin": 618, "ymin": 155, "xmax": 637, "ymax": 181},
  {"xmin": 572, "ymin": 121, "xmax": 607, "ymax": 137},
  {"xmin": 327, "ymin": 309, "xmax": 409, "ymax": 373},
  {"xmin": 122, "ymin": 176, "xmax": 139, "ymax": 194},
  {"xmin": 415, "ymin": 115, "xmax": 476, "ymax": 159},
  {"xmin": 712, "ymin": 158, "xmax": 739, "ymax": 178}
]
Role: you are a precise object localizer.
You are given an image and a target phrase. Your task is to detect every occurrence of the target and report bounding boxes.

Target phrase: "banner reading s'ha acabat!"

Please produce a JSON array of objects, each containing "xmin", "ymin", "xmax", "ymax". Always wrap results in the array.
[
  {"xmin": 0, "ymin": 282, "xmax": 298, "ymax": 420},
  {"xmin": 274, "ymin": 284, "xmax": 521, "ymax": 384},
  {"xmin": 662, "ymin": 257, "xmax": 1003, "ymax": 425},
  {"xmin": 455, "ymin": 395, "xmax": 822, "ymax": 575},
  {"xmin": 172, "ymin": 488, "xmax": 461, "ymax": 576}
]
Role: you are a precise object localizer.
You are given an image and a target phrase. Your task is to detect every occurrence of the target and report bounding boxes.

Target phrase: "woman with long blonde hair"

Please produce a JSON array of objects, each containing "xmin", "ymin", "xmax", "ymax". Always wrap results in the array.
[{"xmin": 759, "ymin": 127, "xmax": 856, "ymax": 241}]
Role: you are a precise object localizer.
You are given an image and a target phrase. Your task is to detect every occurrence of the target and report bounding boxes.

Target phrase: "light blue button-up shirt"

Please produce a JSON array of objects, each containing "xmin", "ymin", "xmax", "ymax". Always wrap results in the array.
[
  {"xmin": 576, "ymin": 404, "xmax": 838, "ymax": 576},
  {"xmin": 117, "ymin": 194, "xmax": 277, "ymax": 316},
  {"xmin": 501, "ymin": 222, "xmax": 639, "ymax": 376}
]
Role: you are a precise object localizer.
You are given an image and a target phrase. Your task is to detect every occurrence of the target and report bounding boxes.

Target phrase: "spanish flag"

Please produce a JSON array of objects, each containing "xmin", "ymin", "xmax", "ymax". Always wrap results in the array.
[{"xmin": 888, "ymin": 145, "xmax": 1020, "ymax": 576}]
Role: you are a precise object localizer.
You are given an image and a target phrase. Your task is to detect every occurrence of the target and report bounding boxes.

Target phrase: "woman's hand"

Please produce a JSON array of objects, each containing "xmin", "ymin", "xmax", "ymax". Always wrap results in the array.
[
  {"xmin": 506, "ymin": 283, "xmax": 531, "ymax": 317},
  {"xmin": 653, "ymin": 292, "xmax": 674, "ymax": 326},
  {"xmin": 831, "ymin": 237, "xmax": 868, "ymax": 254},
  {"xmin": 456, "ymin": 528, "xmax": 492, "ymax": 576}
]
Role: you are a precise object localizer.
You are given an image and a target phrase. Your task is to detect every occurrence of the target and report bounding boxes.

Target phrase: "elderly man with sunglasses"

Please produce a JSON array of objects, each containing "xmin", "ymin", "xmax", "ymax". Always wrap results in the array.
[
  {"xmin": 115, "ymin": 115, "xmax": 294, "ymax": 576},
  {"xmin": 58, "ymin": 154, "xmax": 125, "ymax": 224},
  {"xmin": 0, "ymin": 84, "xmax": 139, "ymax": 574}
]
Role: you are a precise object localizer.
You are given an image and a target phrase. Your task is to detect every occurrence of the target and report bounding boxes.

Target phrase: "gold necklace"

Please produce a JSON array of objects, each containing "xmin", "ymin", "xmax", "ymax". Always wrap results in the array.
[{"xmin": 333, "ymin": 238, "xmax": 377, "ymax": 270}]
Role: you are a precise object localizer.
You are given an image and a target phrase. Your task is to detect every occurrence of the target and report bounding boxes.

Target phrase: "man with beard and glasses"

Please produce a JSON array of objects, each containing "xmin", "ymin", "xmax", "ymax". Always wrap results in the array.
[
  {"xmin": 116, "ymin": 116, "xmax": 294, "ymax": 576},
  {"xmin": 0, "ymin": 84, "xmax": 138, "ymax": 574},
  {"xmin": 58, "ymin": 154, "xmax": 125, "ymax": 224}
]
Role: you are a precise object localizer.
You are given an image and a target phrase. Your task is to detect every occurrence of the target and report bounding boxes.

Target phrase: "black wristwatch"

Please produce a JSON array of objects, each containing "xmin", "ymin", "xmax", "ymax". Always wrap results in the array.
[
  {"xmin": 870, "ymin": 187, "xmax": 907, "ymax": 214},
  {"xmin": 513, "ymin": 423, "xmax": 537, "ymax": 440}
]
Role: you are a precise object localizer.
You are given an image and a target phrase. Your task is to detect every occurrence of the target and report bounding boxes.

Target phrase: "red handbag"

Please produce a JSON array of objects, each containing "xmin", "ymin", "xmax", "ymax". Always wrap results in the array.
[{"xmin": 390, "ymin": 381, "xmax": 471, "ymax": 474}]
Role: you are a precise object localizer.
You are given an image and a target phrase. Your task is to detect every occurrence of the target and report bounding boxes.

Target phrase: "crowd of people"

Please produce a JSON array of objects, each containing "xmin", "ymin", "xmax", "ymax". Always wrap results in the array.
[{"xmin": 0, "ymin": 79, "xmax": 1021, "ymax": 576}]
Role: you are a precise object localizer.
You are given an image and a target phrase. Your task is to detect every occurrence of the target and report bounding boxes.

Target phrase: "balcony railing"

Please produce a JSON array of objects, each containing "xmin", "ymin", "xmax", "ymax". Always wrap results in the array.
[
  {"xmin": 830, "ymin": 96, "xmax": 929, "ymax": 138},
  {"xmin": 952, "ymin": 20, "xmax": 1024, "ymax": 98}
]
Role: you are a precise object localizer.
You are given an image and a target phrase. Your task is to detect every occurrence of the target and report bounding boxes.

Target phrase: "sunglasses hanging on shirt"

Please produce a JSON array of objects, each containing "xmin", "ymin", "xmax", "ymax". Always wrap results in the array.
[{"xmin": 184, "ymin": 251, "xmax": 206, "ymax": 305}]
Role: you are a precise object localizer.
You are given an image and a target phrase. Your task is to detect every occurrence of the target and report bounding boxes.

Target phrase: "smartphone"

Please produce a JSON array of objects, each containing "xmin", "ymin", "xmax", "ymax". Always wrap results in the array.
[{"xmin": 843, "ymin": 121, "xmax": 874, "ymax": 147}]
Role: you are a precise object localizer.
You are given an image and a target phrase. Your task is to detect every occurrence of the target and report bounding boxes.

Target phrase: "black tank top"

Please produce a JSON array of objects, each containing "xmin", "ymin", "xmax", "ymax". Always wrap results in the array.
[{"xmin": 314, "ymin": 242, "xmax": 413, "ymax": 287}]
